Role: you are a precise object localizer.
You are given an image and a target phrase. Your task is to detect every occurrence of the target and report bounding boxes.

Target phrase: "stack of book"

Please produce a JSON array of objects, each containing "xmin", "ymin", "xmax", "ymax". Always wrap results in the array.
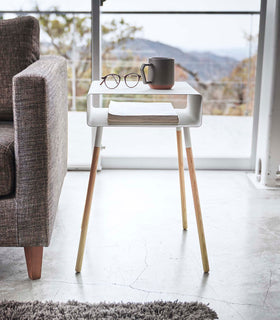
[{"xmin": 108, "ymin": 101, "xmax": 179, "ymax": 125}]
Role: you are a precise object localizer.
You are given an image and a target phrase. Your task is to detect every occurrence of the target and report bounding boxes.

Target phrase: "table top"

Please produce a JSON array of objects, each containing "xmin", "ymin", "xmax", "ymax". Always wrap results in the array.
[
  {"xmin": 88, "ymin": 81, "xmax": 200, "ymax": 96},
  {"xmin": 87, "ymin": 80, "xmax": 202, "ymax": 127}
]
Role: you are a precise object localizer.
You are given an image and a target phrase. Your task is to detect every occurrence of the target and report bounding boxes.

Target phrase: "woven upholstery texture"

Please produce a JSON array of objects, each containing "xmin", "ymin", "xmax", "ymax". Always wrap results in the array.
[
  {"xmin": 0, "ymin": 197, "xmax": 17, "ymax": 246},
  {"xmin": 12, "ymin": 55, "xmax": 68, "ymax": 246},
  {"xmin": 0, "ymin": 16, "xmax": 40, "ymax": 120},
  {"xmin": 0, "ymin": 122, "xmax": 15, "ymax": 196}
]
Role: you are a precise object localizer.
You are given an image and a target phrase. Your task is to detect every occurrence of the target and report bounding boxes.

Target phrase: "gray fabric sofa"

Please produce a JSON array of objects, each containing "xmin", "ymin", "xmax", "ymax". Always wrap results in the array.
[{"xmin": 0, "ymin": 16, "xmax": 68, "ymax": 279}]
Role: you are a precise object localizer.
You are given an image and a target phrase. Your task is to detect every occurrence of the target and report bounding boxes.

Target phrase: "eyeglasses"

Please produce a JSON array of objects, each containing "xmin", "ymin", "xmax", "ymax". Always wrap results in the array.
[{"xmin": 100, "ymin": 73, "xmax": 141, "ymax": 89}]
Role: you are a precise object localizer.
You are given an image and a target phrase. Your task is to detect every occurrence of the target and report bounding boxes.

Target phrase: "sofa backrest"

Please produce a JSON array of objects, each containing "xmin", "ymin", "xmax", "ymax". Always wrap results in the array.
[{"xmin": 0, "ymin": 16, "xmax": 40, "ymax": 120}]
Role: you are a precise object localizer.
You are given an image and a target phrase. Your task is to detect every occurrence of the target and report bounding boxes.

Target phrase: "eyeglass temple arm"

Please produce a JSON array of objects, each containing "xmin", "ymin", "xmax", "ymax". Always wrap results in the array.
[{"xmin": 100, "ymin": 77, "xmax": 105, "ymax": 85}]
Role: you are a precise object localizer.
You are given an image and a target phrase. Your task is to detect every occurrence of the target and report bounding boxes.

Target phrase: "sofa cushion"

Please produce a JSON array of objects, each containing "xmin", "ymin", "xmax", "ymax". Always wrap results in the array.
[
  {"xmin": 0, "ymin": 122, "xmax": 15, "ymax": 196},
  {"xmin": 0, "ymin": 16, "xmax": 40, "ymax": 120}
]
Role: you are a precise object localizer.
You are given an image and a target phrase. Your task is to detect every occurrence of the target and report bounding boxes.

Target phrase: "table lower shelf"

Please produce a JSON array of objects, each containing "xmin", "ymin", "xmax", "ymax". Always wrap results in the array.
[{"xmin": 87, "ymin": 108, "xmax": 199, "ymax": 127}]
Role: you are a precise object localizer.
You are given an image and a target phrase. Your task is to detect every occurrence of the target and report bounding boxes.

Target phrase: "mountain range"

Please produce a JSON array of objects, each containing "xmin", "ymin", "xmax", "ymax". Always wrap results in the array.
[{"xmin": 110, "ymin": 38, "xmax": 239, "ymax": 82}]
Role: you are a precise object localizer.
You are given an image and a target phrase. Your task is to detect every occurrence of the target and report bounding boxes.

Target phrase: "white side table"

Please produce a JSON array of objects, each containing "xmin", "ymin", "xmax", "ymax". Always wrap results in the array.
[{"xmin": 75, "ymin": 81, "xmax": 209, "ymax": 273}]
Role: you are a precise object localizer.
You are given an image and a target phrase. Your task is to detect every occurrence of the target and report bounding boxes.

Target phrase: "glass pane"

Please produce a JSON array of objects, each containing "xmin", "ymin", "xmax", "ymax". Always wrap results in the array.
[
  {"xmin": 1, "ymin": 1, "xmax": 261, "ymax": 168},
  {"xmin": 1, "ymin": 10, "xmax": 93, "ymax": 167},
  {"xmin": 101, "ymin": 11, "xmax": 259, "ymax": 163},
  {"xmin": 39, "ymin": 12, "xmax": 92, "ymax": 167}
]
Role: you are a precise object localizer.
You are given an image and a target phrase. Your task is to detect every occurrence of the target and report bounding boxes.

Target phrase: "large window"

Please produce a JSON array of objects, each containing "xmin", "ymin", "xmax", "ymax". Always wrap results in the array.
[{"xmin": 1, "ymin": 0, "xmax": 261, "ymax": 169}]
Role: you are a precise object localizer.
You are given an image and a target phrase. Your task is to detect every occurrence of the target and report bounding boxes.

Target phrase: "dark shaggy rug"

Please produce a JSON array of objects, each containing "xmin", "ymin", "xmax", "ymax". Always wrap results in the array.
[{"xmin": 0, "ymin": 300, "xmax": 218, "ymax": 319}]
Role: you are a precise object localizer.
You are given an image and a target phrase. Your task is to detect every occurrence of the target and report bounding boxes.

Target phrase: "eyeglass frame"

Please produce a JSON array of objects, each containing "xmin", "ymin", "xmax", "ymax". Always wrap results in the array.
[{"xmin": 100, "ymin": 73, "xmax": 142, "ymax": 89}]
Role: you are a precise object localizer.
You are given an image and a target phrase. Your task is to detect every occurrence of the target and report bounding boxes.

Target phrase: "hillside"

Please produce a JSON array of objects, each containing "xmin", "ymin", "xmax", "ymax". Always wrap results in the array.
[{"xmin": 110, "ymin": 38, "xmax": 238, "ymax": 82}]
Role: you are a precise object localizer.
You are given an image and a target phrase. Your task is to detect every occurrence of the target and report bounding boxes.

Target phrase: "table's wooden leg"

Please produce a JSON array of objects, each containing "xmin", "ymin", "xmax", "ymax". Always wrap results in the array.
[
  {"xmin": 75, "ymin": 128, "xmax": 103, "ymax": 273},
  {"xmin": 184, "ymin": 128, "xmax": 209, "ymax": 273},
  {"xmin": 176, "ymin": 128, "xmax": 187, "ymax": 230}
]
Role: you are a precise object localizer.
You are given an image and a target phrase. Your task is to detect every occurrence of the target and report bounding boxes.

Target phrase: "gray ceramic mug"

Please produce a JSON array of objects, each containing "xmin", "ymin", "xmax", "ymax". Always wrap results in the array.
[{"xmin": 140, "ymin": 57, "xmax": 175, "ymax": 89}]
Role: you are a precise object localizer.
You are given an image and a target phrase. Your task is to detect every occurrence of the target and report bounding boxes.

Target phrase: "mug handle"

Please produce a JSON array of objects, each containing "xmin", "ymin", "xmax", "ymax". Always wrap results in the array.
[{"xmin": 140, "ymin": 63, "xmax": 152, "ymax": 84}]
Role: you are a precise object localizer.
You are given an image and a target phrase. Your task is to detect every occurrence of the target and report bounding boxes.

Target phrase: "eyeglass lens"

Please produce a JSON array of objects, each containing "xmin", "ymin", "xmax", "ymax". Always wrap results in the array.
[
  {"xmin": 104, "ymin": 74, "xmax": 120, "ymax": 89},
  {"xmin": 124, "ymin": 73, "xmax": 140, "ymax": 88}
]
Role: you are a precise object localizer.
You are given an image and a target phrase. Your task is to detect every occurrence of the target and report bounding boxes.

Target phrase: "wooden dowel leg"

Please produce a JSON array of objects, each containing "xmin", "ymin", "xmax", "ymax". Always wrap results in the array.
[
  {"xmin": 75, "ymin": 146, "xmax": 101, "ymax": 273},
  {"xmin": 186, "ymin": 147, "xmax": 209, "ymax": 273},
  {"xmin": 176, "ymin": 129, "xmax": 187, "ymax": 230}
]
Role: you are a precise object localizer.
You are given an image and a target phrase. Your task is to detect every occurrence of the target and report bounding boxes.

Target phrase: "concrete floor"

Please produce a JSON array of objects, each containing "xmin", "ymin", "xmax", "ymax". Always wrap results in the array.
[{"xmin": 0, "ymin": 170, "xmax": 280, "ymax": 319}]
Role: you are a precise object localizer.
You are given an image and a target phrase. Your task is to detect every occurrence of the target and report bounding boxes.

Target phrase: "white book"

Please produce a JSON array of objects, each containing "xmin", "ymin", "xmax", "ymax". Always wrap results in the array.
[{"xmin": 108, "ymin": 101, "xmax": 179, "ymax": 124}]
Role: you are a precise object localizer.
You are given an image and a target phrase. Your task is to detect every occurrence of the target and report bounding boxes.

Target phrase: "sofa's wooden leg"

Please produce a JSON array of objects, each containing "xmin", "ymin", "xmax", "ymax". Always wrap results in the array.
[{"xmin": 24, "ymin": 246, "xmax": 43, "ymax": 280}]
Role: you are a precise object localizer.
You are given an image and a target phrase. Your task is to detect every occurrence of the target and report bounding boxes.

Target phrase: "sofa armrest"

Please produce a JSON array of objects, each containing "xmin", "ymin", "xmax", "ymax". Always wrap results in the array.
[{"xmin": 12, "ymin": 55, "xmax": 68, "ymax": 246}]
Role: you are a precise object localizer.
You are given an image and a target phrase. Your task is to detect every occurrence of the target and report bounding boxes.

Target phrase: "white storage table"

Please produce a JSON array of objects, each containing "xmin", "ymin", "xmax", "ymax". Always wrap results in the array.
[{"xmin": 75, "ymin": 81, "xmax": 209, "ymax": 274}]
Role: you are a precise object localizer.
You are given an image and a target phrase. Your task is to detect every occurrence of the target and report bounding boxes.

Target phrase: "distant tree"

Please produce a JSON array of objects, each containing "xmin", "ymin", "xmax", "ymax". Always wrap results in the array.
[
  {"xmin": 101, "ymin": 18, "xmax": 142, "ymax": 75},
  {"xmin": 37, "ymin": 7, "xmax": 141, "ymax": 75},
  {"xmin": 220, "ymin": 32, "xmax": 258, "ymax": 116},
  {"xmin": 102, "ymin": 18, "xmax": 142, "ymax": 59},
  {"xmin": 221, "ymin": 54, "xmax": 257, "ymax": 116},
  {"xmin": 36, "ymin": 5, "xmax": 142, "ymax": 110},
  {"xmin": 200, "ymin": 29, "xmax": 258, "ymax": 116},
  {"xmin": 37, "ymin": 7, "xmax": 91, "ymax": 75}
]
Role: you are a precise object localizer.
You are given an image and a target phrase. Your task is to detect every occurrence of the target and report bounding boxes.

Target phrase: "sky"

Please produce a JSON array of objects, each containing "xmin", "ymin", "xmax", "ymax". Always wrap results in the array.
[{"xmin": 2, "ymin": 0, "xmax": 261, "ymax": 59}]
